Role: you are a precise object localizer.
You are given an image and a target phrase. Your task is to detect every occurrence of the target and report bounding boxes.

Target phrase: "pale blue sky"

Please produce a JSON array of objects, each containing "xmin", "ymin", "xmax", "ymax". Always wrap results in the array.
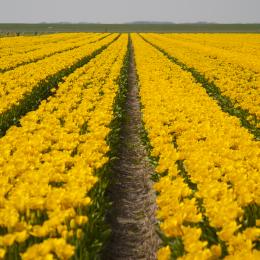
[{"xmin": 0, "ymin": 0, "xmax": 259, "ymax": 23}]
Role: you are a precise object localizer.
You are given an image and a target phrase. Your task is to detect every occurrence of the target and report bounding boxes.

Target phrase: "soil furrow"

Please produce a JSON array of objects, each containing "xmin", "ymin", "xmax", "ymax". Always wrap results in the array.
[{"xmin": 104, "ymin": 39, "xmax": 159, "ymax": 259}]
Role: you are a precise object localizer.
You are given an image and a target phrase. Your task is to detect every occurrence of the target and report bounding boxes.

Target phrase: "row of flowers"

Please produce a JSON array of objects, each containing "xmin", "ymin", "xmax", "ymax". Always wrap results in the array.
[
  {"xmin": 0, "ymin": 33, "xmax": 87, "ymax": 54},
  {"xmin": 166, "ymin": 33, "xmax": 260, "ymax": 58},
  {"xmin": 0, "ymin": 33, "xmax": 107, "ymax": 72},
  {"xmin": 0, "ymin": 34, "xmax": 128, "ymax": 259},
  {"xmin": 132, "ymin": 34, "xmax": 260, "ymax": 259},
  {"xmin": 0, "ymin": 33, "xmax": 117, "ymax": 115},
  {"xmin": 141, "ymin": 33, "xmax": 260, "ymax": 124}
]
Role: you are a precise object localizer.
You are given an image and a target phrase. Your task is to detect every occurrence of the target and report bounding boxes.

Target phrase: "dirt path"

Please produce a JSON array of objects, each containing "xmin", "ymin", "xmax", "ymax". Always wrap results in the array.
[{"xmin": 104, "ymin": 38, "xmax": 159, "ymax": 259}]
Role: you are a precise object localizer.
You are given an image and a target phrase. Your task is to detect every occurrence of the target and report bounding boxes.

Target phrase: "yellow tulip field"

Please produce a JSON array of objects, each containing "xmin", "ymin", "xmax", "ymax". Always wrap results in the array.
[{"xmin": 0, "ymin": 33, "xmax": 259, "ymax": 259}]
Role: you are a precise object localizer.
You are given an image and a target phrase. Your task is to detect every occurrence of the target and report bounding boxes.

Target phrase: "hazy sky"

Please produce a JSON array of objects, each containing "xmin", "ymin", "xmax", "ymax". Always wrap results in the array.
[{"xmin": 0, "ymin": 0, "xmax": 259, "ymax": 23}]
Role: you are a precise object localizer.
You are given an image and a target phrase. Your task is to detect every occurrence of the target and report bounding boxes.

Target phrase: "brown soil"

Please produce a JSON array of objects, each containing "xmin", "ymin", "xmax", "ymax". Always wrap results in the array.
[{"xmin": 104, "ymin": 39, "xmax": 159, "ymax": 259}]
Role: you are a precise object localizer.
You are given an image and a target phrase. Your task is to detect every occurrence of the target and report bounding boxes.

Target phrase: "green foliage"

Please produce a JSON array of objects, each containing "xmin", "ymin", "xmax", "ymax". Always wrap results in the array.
[
  {"xmin": 239, "ymin": 204, "xmax": 260, "ymax": 231},
  {"xmin": 158, "ymin": 230, "xmax": 185, "ymax": 259},
  {"xmin": 106, "ymin": 34, "xmax": 130, "ymax": 158},
  {"xmin": 71, "ymin": 165, "xmax": 112, "ymax": 260}
]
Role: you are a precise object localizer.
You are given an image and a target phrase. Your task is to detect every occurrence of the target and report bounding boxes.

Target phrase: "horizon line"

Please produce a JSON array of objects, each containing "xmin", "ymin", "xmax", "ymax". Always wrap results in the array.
[{"xmin": 1, "ymin": 21, "xmax": 260, "ymax": 25}]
